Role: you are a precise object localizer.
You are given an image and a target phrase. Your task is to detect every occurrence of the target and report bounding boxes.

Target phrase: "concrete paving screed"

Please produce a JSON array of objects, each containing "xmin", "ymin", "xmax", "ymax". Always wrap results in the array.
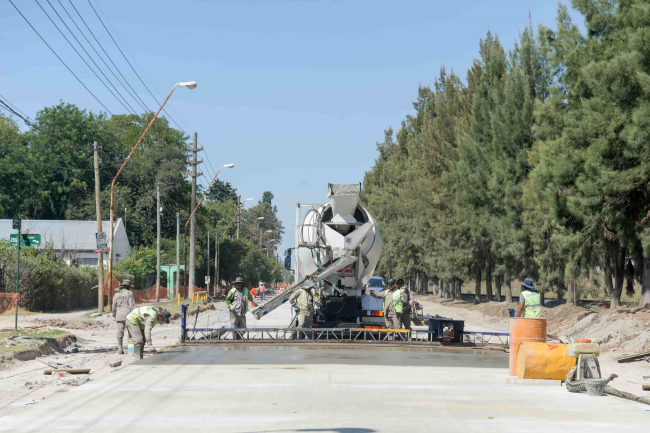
[
  {"xmin": 2, "ymin": 344, "xmax": 649, "ymax": 433},
  {"xmin": 142, "ymin": 345, "xmax": 509, "ymax": 367}
]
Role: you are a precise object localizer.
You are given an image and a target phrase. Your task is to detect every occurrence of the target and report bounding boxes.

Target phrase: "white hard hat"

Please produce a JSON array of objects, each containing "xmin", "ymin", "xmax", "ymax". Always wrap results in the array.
[{"xmin": 304, "ymin": 279, "xmax": 316, "ymax": 288}]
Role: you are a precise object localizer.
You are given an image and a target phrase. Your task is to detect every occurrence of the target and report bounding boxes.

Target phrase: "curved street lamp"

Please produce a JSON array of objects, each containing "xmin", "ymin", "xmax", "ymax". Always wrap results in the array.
[
  {"xmin": 222, "ymin": 198, "xmax": 253, "ymax": 238},
  {"xmin": 107, "ymin": 81, "xmax": 197, "ymax": 307},
  {"xmin": 245, "ymin": 217, "xmax": 264, "ymax": 239},
  {"xmin": 185, "ymin": 163, "xmax": 235, "ymax": 228}
]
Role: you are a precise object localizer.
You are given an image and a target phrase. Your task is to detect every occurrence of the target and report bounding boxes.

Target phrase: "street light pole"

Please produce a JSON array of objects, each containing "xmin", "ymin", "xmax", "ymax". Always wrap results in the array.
[
  {"xmin": 214, "ymin": 225, "xmax": 219, "ymax": 296},
  {"xmin": 222, "ymin": 198, "xmax": 253, "ymax": 238},
  {"xmin": 108, "ymin": 81, "xmax": 197, "ymax": 308},
  {"xmin": 245, "ymin": 217, "xmax": 264, "ymax": 239},
  {"xmin": 156, "ymin": 181, "xmax": 161, "ymax": 303}
]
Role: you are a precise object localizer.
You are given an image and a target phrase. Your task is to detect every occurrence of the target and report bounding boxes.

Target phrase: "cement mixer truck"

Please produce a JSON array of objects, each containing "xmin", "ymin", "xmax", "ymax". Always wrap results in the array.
[{"xmin": 251, "ymin": 183, "xmax": 384, "ymax": 328}]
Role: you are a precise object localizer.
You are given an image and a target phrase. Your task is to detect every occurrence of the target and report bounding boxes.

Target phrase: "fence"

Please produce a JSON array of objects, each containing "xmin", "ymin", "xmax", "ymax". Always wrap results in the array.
[{"xmin": 0, "ymin": 293, "xmax": 20, "ymax": 315}]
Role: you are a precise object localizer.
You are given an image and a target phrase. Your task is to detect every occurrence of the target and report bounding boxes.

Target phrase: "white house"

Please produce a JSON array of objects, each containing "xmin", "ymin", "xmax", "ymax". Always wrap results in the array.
[{"xmin": 0, "ymin": 219, "xmax": 130, "ymax": 267}]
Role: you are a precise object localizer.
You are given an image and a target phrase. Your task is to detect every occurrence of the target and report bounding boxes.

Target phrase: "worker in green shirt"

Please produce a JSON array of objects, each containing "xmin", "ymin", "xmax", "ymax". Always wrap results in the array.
[
  {"xmin": 289, "ymin": 279, "xmax": 316, "ymax": 328},
  {"xmin": 125, "ymin": 305, "xmax": 171, "ymax": 359},
  {"xmin": 225, "ymin": 277, "xmax": 258, "ymax": 329},
  {"xmin": 369, "ymin": 278, "xmax": 405, "ymax": 329},
  {"xmin": 516, "ymin": 278, "xmax": 542, "ymax": 318}
]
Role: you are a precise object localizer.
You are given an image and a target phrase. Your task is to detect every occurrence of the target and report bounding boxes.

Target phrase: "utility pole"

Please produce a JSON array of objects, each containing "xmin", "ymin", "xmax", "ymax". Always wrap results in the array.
[
  {"xmin": 188, "ymin": 132, "xmax": 203, "ymax": 299},
  {"xmin": 214, "ymin": 225, "xmax": 219, "ymax": 296},
  {"xmin": 176, "ymin": 213, "xmax": 180, "ymax": 299},
  {"xmin": 93, "ymin": 142, "xmax": 104, "ymax": 313},
  {"xmin": 236, "ymin": 195, "xmax": 241, "ymax": 239},
  {"xmin": 13, "ymin": 217, "xmax": 21, "ymax": 331},
  {"xmin": 183, "ymin": 226, "xmax": 188, "ymax": 299},
  {"xmin": 156, "ymin": 181, "xmax": 161, "ymax": 303},
  {"xmin": 206, "ymin": 228, "xmax": 210, "ymax": 293}
]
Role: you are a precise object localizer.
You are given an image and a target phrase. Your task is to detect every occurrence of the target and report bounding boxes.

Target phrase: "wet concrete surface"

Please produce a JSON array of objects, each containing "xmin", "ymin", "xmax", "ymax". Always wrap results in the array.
[
  {"xmin": 3, "ymin": 302, "xmax": 649, "ymax": 432},
  {"xmin": 145, "ymin": 344, "xmax": 508, "ymax": 368}
]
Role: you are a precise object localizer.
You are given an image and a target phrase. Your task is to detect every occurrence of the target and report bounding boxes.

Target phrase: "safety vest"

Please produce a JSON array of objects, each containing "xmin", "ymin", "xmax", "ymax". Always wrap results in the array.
[
  {"xmin": 226, "ymin": 288, "xmax": 250, "ymax": 312},
  {"xmin": 126, "ymin": 306, "xmax": 159, "ymax": 328},
  {"xmin": 260, "ymin": 285, "xmax": 265, "ymax": 292},
  {"xmin": 296, "ymin": 289, "xmax": 314, "ymax": 313},
  {"xmin": 522, "ymin": 290, "xmax": 542, "ymax": 318},
  {"xmin": 383, "ymin": 290, "xmax": 403, "ymax": 314}
]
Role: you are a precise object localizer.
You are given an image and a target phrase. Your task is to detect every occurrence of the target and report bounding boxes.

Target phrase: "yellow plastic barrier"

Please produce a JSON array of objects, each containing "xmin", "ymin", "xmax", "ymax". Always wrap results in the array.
[
  {"xmin": 191, "ymin": 291, "xmax": 208, "ymax": 304},
  {"xmin": 516, "ymin": 341, "xmax": 576, "ymax": 380}
]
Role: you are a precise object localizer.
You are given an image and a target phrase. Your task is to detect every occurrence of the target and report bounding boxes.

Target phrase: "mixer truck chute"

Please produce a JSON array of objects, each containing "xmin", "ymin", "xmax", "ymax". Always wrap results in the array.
[{"xmin": 250, "ymin": 183, "xmax": 384, "ymax": 327}]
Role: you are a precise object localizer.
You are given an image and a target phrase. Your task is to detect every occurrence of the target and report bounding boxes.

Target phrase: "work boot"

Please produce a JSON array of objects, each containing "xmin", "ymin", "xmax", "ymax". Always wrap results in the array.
[
  {"xmin": 117, "ymin": 339, "xmax": 124, "ymax": 355},
  {"xmin": 134, "ymin": 345, "xmax": 143, "ymax": 360}
]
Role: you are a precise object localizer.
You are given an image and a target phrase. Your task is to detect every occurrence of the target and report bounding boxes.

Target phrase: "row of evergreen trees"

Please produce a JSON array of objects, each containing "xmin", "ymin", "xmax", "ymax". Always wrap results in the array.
[{"xmin": 363, "ymin": 1, "xmax": 650, "ymax": 308}]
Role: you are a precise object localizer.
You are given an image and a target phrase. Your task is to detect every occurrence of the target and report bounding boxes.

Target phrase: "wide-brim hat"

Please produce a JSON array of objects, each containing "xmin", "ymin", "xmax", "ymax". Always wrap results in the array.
[
  {"xmin": 396, "ymin": 278, "xmax": 405, "ymax": 285},
  {"xmin": 521, "ymin": 278, "xmax": 535, "ymax": 290},
  {"xmin": 234, "ymin": 277, "xmax": 245, "ymax": 283},
  {"xmin": 161, "ymin": 308, "xmax": 172, "ymax": 324},
  {"xmin": 120, "ymin": 279, "xmax": 134, "ymax": 288}
]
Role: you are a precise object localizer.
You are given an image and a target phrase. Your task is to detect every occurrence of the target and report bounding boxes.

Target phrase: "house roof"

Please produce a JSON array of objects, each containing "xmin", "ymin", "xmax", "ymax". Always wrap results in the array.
[{"xmin": 0, "ymin": 219, "xmax": 124, "ymax": 251}]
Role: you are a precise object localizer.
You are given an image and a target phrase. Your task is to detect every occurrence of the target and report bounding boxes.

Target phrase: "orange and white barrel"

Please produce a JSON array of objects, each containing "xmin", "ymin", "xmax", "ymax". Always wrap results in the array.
[{"xmin": 509, "ymin": 317, "xmax": 546, "ymax": 375}]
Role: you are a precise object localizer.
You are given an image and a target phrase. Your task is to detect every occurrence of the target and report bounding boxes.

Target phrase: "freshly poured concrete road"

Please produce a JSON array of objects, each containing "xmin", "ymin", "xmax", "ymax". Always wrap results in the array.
[{"xmin": 3, "ymin": 303, "xmax": 649, "ymax": 432}]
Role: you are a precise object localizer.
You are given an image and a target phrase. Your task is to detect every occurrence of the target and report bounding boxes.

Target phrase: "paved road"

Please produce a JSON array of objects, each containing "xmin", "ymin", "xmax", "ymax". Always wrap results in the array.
[{"xmin": 2, "ymin": 301, "xmax": 649, "ymax": 432}]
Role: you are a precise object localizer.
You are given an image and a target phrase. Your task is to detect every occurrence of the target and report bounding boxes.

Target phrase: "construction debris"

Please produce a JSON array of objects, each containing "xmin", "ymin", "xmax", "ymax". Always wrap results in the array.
[
  {"xmin": 617, "ymin": 351, "xmax": 650, "ymax": 363},
  {"xmin": 42, "ymin": 369, "xmax": 90, "ymax": 375},
  {"xmin": 109, "ymin": 360, "xmax": 122, "ymax": 368}
]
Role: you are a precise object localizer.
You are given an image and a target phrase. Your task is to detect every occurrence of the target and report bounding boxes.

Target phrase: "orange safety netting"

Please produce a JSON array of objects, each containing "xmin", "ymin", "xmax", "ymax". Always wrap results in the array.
[
  {"xmin": 132, "ymin": 284, "xmax": 169, "ymax": 304},
  {"xmin": 0, "ymin": 293, "xmax": 20, "ymax": 315},
  {"xmin": 102, "ymin": 274, "xmax": 121, "ymax": 297},
  {"xmin": 131, "ymin": 284, "xmax": 204, "ymax": 304}
]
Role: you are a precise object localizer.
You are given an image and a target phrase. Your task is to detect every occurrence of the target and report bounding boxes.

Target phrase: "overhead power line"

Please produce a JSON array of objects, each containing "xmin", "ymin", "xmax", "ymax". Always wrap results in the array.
[
  {"xmin": 57, "ymin": 0, "xmax": 148, "ymax": 114},
  {"xmin": 85, "ymin": 1, "xmax": 222, "ymax": 185},
  {"xmin": 39, "ymin": 0, "xmax": 136, "ymax": 115},
  {"xmin": 68, "ymin": 0, "xmax": 153, "ymax": 114},
  {"xmin": 8, "ymin": 0, "xmax": 113, "ymax": 114},
  {"xmin": 0, "ymin": 98, "xmax": 94, "ymax": 153},
  {"xmin": 87, "ymin": 0, "xmax": 187, "ymax": 132}
]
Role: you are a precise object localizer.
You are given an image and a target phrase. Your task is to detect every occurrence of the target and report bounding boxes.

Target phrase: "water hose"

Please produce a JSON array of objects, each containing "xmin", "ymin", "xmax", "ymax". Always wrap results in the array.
[{"xmin": 604, "ymin": 386, "xmax": 650, "ymax": 406}]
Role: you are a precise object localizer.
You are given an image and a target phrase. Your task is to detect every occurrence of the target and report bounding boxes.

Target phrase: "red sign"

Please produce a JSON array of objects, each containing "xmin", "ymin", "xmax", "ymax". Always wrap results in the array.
[{"xmin": 94, "ymin": 248, "xmax": 110, "ymax": 253}]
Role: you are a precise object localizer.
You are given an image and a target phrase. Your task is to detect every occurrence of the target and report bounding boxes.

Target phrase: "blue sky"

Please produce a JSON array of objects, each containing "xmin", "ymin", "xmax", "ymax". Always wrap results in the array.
[{"xmin": 0, "ymin": 0, "xmax": 582, "ymax": 259}]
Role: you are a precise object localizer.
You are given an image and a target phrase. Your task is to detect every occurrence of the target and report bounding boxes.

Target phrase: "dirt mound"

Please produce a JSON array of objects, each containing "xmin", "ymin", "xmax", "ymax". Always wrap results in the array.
[
  {"xmin": 34, "ymin": 319, "xmax": 107, "ymax": 330},
  {"xmin": 423, "ymin": 294, "xmax": 650, "ymax": 354},
  {"xmin": 553, "ymin": 306, "xmax": 650, "ymax": 353},
  {"xmin": 468, "ymin": 301, "xmax": 519, "ymax": 317}
]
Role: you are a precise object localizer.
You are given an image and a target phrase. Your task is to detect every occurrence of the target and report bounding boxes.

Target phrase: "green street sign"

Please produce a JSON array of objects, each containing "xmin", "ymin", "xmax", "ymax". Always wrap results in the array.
[{"xmin": 10, "ymin": 234, "xmax": 41, "ymax": 247}]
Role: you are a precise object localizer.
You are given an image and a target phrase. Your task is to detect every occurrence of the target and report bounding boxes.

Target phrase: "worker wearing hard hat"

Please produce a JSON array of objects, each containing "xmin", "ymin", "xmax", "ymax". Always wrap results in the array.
[
  {"xmin": 226, "ymin": 277, "xmax": 258, "ymax": 329},
  {"xmin": 369, "ymin": 278, "xmax": 406, "ymax": 329},
  {"xmin": 289, "ymin": 279, "xmax": 316, "ymax": 328},
  {"xmin": 397, "ymin": 278, "xmax": 413, "ymax": 330},
  {"xmin": 125, "ymin": 305, "xmax": 171, "ymax": 359},
  {"xmin": 112, "ymin": 279, "xmax": 136, "ymax": 354},
  {"xmin": 516, "ymin": 278, "xmax": 542, "ymax": 318}
]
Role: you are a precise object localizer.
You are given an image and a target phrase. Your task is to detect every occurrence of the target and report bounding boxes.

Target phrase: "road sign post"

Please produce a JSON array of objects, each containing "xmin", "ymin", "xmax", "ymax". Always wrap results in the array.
[
  {"xmin": 95, "ymin": 232, "xmax": 109, "ymax": 253},
  {"xmin": 9, "ymin": 234, "xmax": 41, "ymax": 247},
  {"xmin": 12, "ymin": 217, "xmax": 21, "ymax": 331}
]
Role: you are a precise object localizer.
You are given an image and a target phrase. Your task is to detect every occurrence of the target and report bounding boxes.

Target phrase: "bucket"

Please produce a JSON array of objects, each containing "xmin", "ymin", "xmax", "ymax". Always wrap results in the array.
[
  {"xmin": 584, "ymin": 378, "xmax": 608, "ymax": 396},
  {"xmin": 516, "ymin": 341, "xmax": 576, "ymax": 380},
  {"xmin": 509, "ymin": 318, "xmax": 546, "ymax": 376}
]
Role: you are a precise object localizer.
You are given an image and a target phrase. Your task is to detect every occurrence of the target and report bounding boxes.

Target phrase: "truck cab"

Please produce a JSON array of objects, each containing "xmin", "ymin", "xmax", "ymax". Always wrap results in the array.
[{"xmin": 361, "ymin": 276, "xmax": 385, "ymax": 327}]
